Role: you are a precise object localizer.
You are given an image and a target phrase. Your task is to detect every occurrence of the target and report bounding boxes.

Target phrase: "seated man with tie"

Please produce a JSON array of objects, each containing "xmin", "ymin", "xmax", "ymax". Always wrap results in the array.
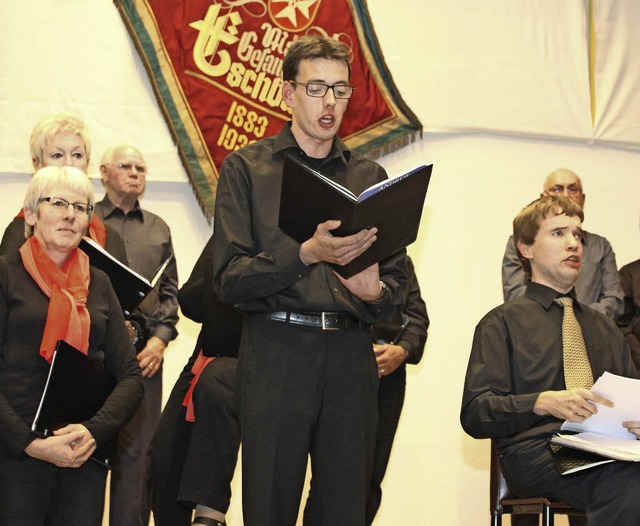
[{"xmin": 461, "ymin": 194, "xmax": 640, "ymax": 525}]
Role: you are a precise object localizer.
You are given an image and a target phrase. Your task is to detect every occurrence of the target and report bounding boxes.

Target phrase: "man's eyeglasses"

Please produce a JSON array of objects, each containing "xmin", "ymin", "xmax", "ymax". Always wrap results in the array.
[
  {"xmin": 39, "ymin": 197, "xmax": 93, "ymax": 215},
  {"xmin": 110, "ymin": 163, "xmax": 147, "ymax": 174},
  {"xmin": 290, "ymin": 81, "xmax": 355, "ymax": 99},
  {"xmin": 546, "ymin": 184, "xmax": 582, "ymax": 196}
]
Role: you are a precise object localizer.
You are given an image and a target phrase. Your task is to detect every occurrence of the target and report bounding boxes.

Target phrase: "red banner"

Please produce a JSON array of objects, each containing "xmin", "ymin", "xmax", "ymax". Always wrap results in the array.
[{"xmin": 116, "ymin": 0, "xmax": 422, "ymax": 220}]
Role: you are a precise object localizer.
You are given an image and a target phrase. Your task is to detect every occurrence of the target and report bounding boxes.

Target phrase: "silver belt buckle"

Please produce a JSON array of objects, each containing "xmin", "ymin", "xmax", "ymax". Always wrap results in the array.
[{"xmin": 321, "ymin": 312, "xmax": 338, "ymax": 330}]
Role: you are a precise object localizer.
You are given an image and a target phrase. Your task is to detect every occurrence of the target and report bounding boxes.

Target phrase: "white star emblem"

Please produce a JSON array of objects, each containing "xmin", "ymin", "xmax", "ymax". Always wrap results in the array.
[{"xmin": 272, "ymin": 0, "xmax": 318, "ymax": 26}]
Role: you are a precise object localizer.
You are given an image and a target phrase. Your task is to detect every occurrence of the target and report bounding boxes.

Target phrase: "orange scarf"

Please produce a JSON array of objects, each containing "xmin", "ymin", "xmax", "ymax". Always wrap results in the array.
[
  {"xmin": 182, "ymin": 351, "xmax": 216, "ymax": 422},
  {"xmin": 20, "ymin": 236, "xmax": 91, "ymax": 363},
  {"xmin": 15, "ymin": 208, "xmax": 106, "ymax": 248},
  {"xmin": 87, "ymin": 214, "xmax": 106, "ymax": 248}
]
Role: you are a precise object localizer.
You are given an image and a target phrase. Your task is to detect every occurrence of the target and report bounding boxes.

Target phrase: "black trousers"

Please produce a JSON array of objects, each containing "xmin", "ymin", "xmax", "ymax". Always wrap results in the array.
[
  {"xmin": 149, "ymin": 351, "xmax": 240, "ymax": 526},
  {"xmin": 149, "ymin": 352, "xmax": 196, "ymax": 526},
  {"xmin": 239, "ymin": 316, "xmax": 379, "ymax": 526},
  {"xmin": 110, "ymin": 367, "xmax": 162, "ymax": 526},
  {"xmin": 179, "ymin": 357, "xmax": 240, "ymax": 511},
  {"xmin": 502, "ymin": 438, "xmax": 640, "ymax": 525},
  {"xmin": 0, "ymin": 455, "xmax": 107, "ymax": 526},
  {"xmin": 305, "ymin": 364, "xmax": 407, "ymax": 525}
]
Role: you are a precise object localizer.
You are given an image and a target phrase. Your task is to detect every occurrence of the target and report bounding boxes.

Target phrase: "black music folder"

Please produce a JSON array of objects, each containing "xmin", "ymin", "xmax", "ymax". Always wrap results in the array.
[
  {"xmin": 549, "ymin": 441, "xmax": 614, "ymax": 475},
  {"xmin": 31, "ymin": 340, "xmax": 117, "ymax": 468},
  {"xmin": 278, "ymin": 156, "xmax": 432, "ymax": 278},
  {"xmin": 79, "ymin": 237, "xmax": 170, "ymax": 317}
]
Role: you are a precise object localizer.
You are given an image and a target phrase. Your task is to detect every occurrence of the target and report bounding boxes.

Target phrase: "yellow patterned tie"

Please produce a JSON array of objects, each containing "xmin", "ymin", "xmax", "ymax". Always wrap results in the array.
[{"xmin": 554, "ymin": 296, "xmax": 593, "ymax": 389}]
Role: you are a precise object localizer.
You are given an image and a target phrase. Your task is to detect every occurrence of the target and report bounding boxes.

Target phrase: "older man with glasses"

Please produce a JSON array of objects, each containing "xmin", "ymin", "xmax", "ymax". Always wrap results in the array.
[{"xmin": 96, "ymin": 145, "xmax": 179, "ymax": 526}]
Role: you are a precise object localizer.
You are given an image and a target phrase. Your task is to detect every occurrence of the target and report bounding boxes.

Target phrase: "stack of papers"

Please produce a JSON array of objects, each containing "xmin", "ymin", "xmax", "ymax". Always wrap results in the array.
[{"xmin": 551, "ymin": 372, "xmax": 640, "ymax": 462}]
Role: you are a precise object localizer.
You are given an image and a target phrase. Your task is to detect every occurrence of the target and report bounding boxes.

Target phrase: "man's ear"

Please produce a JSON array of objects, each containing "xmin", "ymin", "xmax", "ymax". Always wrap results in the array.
[
  {"xmin": 99, "ymin": 164, "xmax": 109, "ymax": 182},
  {"xmin": 517, "ymin": 240, "xmax": 533, "ymax": 261},
  {"xmin": 282, "ymin": 80, "xmax": 295, "ymax": 109}
]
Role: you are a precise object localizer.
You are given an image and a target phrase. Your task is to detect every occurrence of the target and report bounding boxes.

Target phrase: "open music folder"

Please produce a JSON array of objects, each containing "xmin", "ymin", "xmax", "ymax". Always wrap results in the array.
[
  {"xmin": 79, "ymin": 237, "xmax": 171, "ymax": 317},
  {"xmin": 278, "ymin": 156, "xmax": 433, "ymax": 278}
]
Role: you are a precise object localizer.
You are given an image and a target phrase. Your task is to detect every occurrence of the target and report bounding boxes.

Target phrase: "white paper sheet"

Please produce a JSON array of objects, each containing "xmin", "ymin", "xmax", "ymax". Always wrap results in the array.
[{"xmin": 561, "ymin": 372, "xmax": 640, "ymax": 439}]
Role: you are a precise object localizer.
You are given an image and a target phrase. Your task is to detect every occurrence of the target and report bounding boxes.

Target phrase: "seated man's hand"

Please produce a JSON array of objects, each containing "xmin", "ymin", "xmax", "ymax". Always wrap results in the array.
[
  {"xmin": 299, "ymin": 220, "xmax": 377, "ymax": 266},
  {"xmin": 622, "ymin": 421, "xmax": 640, "ymax": 439},
  {"xmin": 533, "ymin": 388, "xmax": 614, "ymax": 422}
]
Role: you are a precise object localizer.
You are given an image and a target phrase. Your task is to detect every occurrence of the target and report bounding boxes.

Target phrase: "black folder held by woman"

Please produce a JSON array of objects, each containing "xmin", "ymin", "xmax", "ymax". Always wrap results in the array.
[{"xmin": 31, "ymin": 339, "xmax": 117, "ymax": 468}]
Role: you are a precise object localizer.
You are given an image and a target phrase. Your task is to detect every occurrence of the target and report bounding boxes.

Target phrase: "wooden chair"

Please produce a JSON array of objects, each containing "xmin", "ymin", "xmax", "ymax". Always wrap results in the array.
[{"xmin": 490, "ymin": 443, "xmax": 586, "ymax": 526}]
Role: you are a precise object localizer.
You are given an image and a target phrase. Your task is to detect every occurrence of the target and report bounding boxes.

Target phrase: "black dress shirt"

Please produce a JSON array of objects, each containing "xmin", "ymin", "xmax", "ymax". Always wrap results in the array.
[
  {"xmin": 94, "ymin": 195, "xmax": 179, "ymax": 345},
  {"xmin": 461, "ymin": 282, "xmax": 636, "ymax": 456},
  {"xmin": 212, "ymin": 123, "xmax": 407, "ymax": 324}
]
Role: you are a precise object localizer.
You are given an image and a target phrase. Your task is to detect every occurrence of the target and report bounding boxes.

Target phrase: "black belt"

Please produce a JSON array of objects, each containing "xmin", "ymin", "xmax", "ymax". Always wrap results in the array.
[{"xmin": 256, "ymin": 311, "xmax": 367, "ymax": 331}]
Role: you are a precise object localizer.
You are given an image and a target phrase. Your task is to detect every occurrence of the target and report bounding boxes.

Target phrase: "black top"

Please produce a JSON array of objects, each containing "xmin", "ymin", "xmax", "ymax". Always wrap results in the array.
[
  {"xmin": 461, "ymin": 282, "xmax": 636, "ymax": 455},
  {"xmin": 178, "ymin": 233, "xmax": 243, "ymax": 358},
  {"xmin": 0, "ymin": 249, "xmax": 143, "ymax": 460}
]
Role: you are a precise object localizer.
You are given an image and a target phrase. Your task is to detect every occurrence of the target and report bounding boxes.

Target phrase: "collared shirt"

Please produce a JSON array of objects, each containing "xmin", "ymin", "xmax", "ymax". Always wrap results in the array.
[
  {"xmin": 461, "ymin": 282, "xmax": 636, "ymax": 456},
  {"xmin": 501, "ymin": 231, "xmax": 624, "ymax": 320},
  {"xmin": 94, "ymin": 195, "xmax": 179, "ymax": 344},
  {"xmin": 212, "ymin": 123, "xmax": 407, "ymax": 324}
]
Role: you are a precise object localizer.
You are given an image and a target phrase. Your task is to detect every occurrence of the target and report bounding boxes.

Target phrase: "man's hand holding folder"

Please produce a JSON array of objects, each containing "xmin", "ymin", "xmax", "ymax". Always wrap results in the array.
[{"xmin": 279, "ymin": 156, "xmax": 433, "ymax": 278}]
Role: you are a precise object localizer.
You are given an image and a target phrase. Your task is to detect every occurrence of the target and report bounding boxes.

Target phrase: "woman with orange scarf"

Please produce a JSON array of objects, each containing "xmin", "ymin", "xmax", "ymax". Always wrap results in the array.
[{"xmin": 0, "ymin": 166, "xmax": 143, "ymax": 525}]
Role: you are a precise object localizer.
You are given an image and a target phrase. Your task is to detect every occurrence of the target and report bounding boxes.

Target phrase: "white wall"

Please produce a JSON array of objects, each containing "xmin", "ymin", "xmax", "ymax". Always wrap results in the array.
[{"xmin": 3, "ymin": 1, "xmax": 640, "ymax": 525}]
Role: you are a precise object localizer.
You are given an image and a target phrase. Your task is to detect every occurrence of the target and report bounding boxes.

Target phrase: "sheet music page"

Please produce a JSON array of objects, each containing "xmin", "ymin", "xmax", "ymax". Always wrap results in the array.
[
  {"xmin": 31, "ymin": 349, "xmax": 60, "ymax": 434},
  {"xmin": 81, "ymin": 237, "xmax": 151, "ymax": 286},
  {"xmin": 561, "ymin": 372, "xmax": 640, "ymax": 439}
]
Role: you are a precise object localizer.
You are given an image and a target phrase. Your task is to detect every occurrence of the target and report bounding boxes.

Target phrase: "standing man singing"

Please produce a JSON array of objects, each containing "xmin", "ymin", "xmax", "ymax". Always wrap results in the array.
[
  {"xmin": 96, "ymin": 145, "xmax": 179, "ymax": 526},
  {"xmin": 212, "ymin": 35, "xmax": 407, "ymax": 526}
]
